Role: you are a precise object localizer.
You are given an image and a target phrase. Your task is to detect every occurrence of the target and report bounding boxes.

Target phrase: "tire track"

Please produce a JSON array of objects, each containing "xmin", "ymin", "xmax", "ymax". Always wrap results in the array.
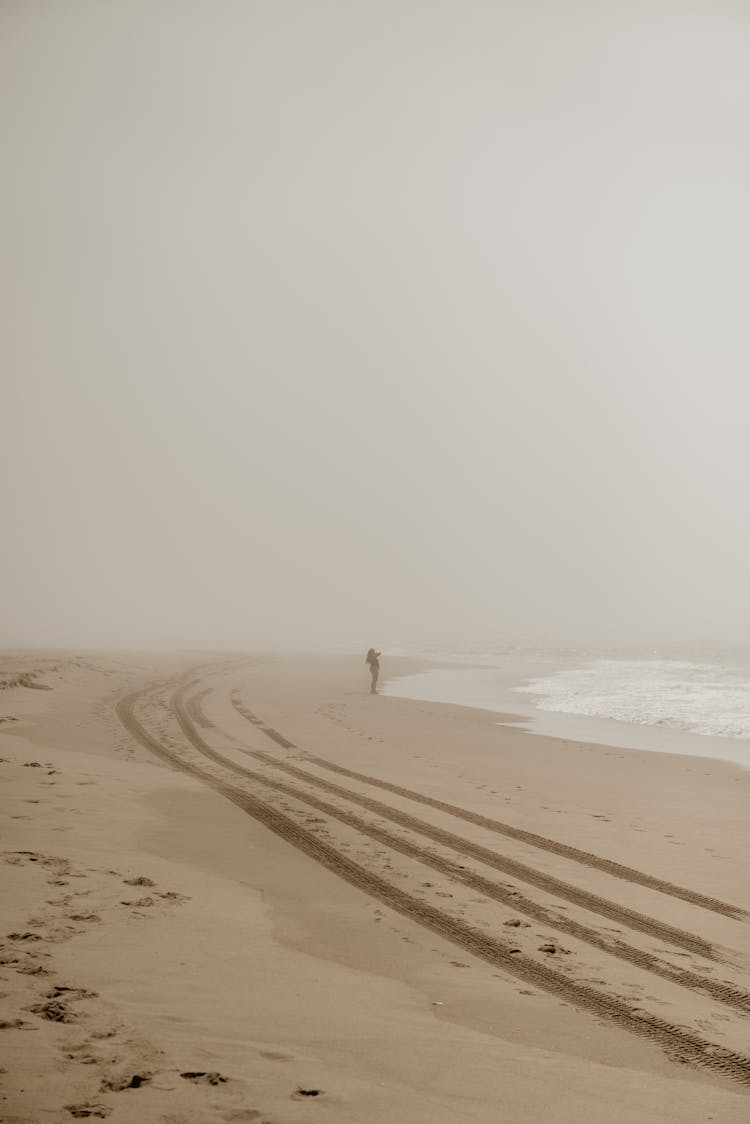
[
  {"xmin": 186, "ymin": 690, "xmax": 750, "ymax": 1014},
  {"xmin": 116, "ymin": 679, "xmax": 750, "ymax": 1088},
  {"xmin": 229, "ymin": 695, "xmax": 295, "ymax": 746},
  {"xmin": 230, "ymin": 692, "xmax": 745, "ymax": 922},
  {"xmin": 185, "ymin": 688, "xmax": 211, "ymax": 728},
  {"xmin": 195, "ymin": 689, "xmax": 718, "ymax": 959},
  {"xmin": 183, "ymin": 686, "xmax": 750, "ymax": 1006}
]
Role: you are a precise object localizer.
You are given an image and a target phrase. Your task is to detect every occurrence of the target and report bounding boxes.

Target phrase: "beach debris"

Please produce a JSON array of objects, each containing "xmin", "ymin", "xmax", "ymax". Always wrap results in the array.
[{"xmin": 180, "ymin": 1071, "xmax": 228, "ymax": 1085}]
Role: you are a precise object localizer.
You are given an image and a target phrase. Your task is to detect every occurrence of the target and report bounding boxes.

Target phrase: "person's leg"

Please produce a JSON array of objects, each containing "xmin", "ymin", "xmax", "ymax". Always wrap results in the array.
[{"xmin": 371, "ymin": 666, "xmax": 378, "ymax": 694}]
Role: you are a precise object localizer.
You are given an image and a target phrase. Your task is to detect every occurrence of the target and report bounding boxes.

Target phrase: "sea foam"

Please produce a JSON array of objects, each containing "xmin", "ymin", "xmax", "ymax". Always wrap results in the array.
[{"xmin": 514, "ymin": 659, "xmax": 750, "ymax": 740}]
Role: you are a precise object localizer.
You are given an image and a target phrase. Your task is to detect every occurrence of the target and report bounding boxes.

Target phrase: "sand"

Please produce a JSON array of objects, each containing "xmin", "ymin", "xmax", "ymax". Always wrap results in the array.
[{"xmin": 1, "ymin": 651, "xmax": 749, "ymax": 1123}]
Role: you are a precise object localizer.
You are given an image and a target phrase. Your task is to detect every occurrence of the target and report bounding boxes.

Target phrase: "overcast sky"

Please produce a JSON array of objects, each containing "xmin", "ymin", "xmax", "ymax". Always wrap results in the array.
[{"xmin": 3, "ymin": 1, "xmax": 750, "ymax": 652}]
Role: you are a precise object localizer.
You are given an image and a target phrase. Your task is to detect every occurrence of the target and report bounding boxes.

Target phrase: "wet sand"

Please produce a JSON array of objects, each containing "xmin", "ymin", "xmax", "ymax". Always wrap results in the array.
[
  {"xmin": 1, "ymin": 651, "xmax": 749, "ymax": 1123},
  {"xmin": 382, "ymin": 660, "xmax": 750, "ymax": 768}
]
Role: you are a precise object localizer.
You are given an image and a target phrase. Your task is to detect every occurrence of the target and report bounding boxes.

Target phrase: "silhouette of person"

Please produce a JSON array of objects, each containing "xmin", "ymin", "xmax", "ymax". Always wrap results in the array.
[{"xmin": 365, "ymin": 648, "xmax": 381, "ymax": 694}]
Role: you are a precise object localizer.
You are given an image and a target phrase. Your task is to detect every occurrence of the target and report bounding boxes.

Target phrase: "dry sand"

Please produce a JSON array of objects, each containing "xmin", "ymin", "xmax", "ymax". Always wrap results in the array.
[{"xmin": 1, "ymin": 651, "xmax": 749, "ymax": 1123}]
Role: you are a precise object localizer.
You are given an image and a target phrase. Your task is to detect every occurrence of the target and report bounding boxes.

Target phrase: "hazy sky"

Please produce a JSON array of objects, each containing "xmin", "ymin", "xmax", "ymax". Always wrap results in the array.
[{"xmin": 3, "ymin": 1, "xmax": 750, "ymax": 651}]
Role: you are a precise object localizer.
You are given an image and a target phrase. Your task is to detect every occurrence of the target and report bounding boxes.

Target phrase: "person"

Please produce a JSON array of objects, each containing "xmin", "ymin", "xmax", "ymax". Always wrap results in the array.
[{"xmin": 365, "ymin": 648, "xmax": 381, "ymax": 694}]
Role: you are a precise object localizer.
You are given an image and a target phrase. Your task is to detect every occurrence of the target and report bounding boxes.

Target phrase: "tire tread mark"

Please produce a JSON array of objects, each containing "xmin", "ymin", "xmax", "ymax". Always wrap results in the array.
[
  {"xmin": 231, "ymin": 692, "xmax": 295, "ymax": 747},
  {"xmin": 247, "ymin": 751, "xmax": 714, "ymax": 960},
  {"xmin": 115, "ymin": 683, "xmax": 750, "ymax": 1088},
  {"xmin": 214, "ymin": 692, "xmax": 720, "ymax": 958},
  {"xmin": 194, "ymin": 696, "xmax": 750, "ymax": 1012},
  {"xmin": 229, "ymin": 695, "xmax": 745, "ymax": 921}
]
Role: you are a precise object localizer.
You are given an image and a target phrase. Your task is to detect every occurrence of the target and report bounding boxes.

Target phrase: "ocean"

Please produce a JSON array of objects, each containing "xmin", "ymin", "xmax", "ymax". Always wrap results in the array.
[{"xmin": 381, "ymin": 647, "xmax": 750, "ymax": 769}]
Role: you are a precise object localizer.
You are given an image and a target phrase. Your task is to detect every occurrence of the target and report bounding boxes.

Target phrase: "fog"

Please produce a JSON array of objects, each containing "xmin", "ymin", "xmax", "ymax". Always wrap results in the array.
[{"xmin": 3, "ymin": 1, "xmax": 750, "ymax": 653}]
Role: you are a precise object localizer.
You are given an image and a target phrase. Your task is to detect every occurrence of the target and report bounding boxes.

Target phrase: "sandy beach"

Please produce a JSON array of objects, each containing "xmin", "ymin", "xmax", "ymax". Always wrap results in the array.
[{"xmin": 1, "ymin": 651, "xmax": 749, "ymax": 1123}]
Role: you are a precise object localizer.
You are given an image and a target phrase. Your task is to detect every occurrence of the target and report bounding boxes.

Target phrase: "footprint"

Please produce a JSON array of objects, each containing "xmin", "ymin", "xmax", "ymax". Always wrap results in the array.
[
  {"xmin": 17, "ymin": 961, "xmax": 52, "ymax": 976},
  {"xmin": 65, "ymin": 1049, "xmax": 100, "ymax": 1065},
  {"xmin": 180, "ymin": 1071, "xmax": 228, "ymax": 1085},
  {"xmin": 30, "ymin": 998, "xmax": 75, "ymax": 1022},
  {"xmin": 100, "ymin": 1073, "xmax": 152, "ymax": 1090},
  {"xmin": 65, "ymin": 1105, "xmax": 112, "ymax": 1119},
  {"xmin": 48, "ymin": 985, "xmax": 98, "ymax": 1001}
]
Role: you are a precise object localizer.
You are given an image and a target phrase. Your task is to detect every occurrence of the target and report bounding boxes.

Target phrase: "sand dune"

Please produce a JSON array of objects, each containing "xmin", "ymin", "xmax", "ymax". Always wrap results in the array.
[{"xmin": 1, "ymin": 652, "xmax": 749, "ymax": 1122}]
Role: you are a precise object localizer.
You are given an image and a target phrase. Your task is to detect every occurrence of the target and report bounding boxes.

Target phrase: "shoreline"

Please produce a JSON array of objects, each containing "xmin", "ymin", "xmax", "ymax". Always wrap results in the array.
[
  {"xmin": 1, "ymin": 651, "xmax": 749, "ymax": 1122},
  {"xmin": 381, "ymin": 658, "xmax": 750, "ymax": 771}
]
